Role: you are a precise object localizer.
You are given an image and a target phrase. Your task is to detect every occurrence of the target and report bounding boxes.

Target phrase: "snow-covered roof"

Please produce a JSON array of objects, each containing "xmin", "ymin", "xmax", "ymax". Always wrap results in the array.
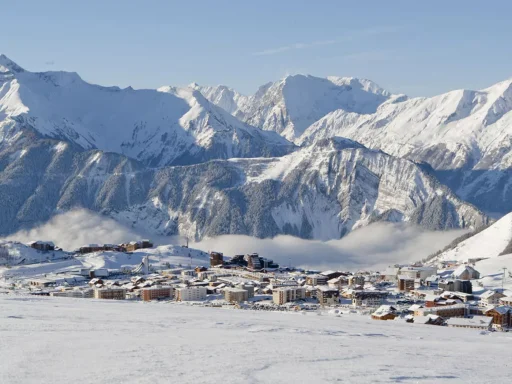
[
  {"xmin": 480, "ymin": 290, "xmax": 505, "ymax": 299},
  {"xmin": 446, "ymin": 316, "xmax": 492, "ymax": 327},
  {"xmin": 485, "ymin": 305, "xmax": 512, "ymax": 315},
  {"xmin": 372, "ymin": 305, "xmax": 396, "ymax": 316},
  {"xmin": 317, "ymin": 286, "xmax": 339, "ymax": 292}
]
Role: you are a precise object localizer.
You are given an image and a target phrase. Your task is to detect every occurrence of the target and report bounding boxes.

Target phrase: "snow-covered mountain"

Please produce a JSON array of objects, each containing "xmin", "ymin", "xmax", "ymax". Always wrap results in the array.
[
  {"xmin": 192, "ymin": 75, "xmax": 393, "ymax": 142},
  {"xmin": 0, "ymin": 55, "xmax": 294, "ymax": 167},
  {"xmin": 432, "ymin": 212, "xmax": 512, "ymax": 264},
  {"xmin": 197, "ymin": 75, "xmax": 512, "ymax": 215},
  {"xmin": 297, "ymin": 80, "xmax": 512, "ymax": 214},
  {"xmin": 0, "ymin": 134, "xmax": 486, "ymax": 240}
]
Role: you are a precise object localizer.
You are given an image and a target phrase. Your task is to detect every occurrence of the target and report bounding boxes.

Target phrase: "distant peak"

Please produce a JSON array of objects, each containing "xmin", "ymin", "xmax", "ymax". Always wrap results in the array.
[{"xmin": 0, "ymin": 54, "xmax": 24, "ymax": 73}]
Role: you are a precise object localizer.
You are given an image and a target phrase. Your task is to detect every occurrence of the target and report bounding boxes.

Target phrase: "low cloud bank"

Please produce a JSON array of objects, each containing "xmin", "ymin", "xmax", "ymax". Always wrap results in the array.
[
  {"xmin": 193, "ymin": 223, "xmax": 466, "ymax": 271},
  {"xmin": 4, "ymin": 210, "xmax": 465, "ymax": 270},
  {"xmin": 3, "ymin": 210, "xmax": 156, "ymax": 251}
]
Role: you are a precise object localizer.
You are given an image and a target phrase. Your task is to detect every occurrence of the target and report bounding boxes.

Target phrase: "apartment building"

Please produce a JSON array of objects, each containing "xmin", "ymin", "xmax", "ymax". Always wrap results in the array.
[
  {"xmin": 175, "ymin": 286, "xmax": 207, "ymax": 301},
  {"xmin": 224, "ymin": 287, "xmax": 249, "ymax": 303},
  {"xmin": 94, "ymin": 287, "xmax": 126, "ymax": 300},
  {"xmin": 352, "ymin": 291, "xmax": 387, "ymax": 307},
  {"xmin": 305, "ymin": 274, "xmax": 328, "ymax": 286},
  {"xmin": 50, "ymin": 288, "xmax": 93, "ymax": 298},
  {"xmin": 141, "ymin": 286, "xmax": 173, "ymax": 301},
  {"xmin": 398, "ymin": 275, "xmax": 415, "ymax": 292},
  {"xmin": 317, "ymin": 286, "xmax": 340, "ymax": 306},
  {"xmin": 273, "ymin": 287, "xmax": 306, "ymax": 305}
]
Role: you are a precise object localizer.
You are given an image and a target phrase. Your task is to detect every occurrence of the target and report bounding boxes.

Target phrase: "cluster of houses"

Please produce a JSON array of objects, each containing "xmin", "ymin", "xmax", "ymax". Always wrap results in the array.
[
  {"xmin": 26, "ymin": 239, "xmax": 154, "ymax": 255},
  {"xmin": 370, "ymin": 263, "xmax": 512, "ymax": 331},
  {"xmin": 14, "ymin": 243, "xmax": 512, "ymax": 332},
  {"xmin": 75, "ymin": 239, "xmax": 153, "ymax": 254}
]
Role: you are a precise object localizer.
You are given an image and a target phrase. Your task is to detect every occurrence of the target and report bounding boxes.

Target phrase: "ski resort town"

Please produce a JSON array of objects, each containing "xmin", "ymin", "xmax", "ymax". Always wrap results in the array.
[{"xmin": 1, "ymin": 238, "xmax": 512, "ymax": 333}]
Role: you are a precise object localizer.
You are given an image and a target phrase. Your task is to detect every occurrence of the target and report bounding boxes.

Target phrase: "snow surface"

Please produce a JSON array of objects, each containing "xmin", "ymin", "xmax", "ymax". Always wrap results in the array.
[
  {"xmin": 437, "ymin": 212, "xmax": 512, "ymax": 263},
  {"xmin": 0, "ymin": 295, "xmax": 510, "ymax": 384}
]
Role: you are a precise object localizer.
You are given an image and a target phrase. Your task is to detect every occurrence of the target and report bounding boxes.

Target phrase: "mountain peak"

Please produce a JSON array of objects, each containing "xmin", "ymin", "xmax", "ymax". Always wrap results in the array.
[{"xmin": 0, "ymin": 54, "xmax": 24, "ymax": 73}]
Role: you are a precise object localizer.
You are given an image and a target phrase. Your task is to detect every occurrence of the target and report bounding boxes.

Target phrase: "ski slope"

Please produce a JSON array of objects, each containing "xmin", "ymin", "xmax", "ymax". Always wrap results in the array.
[
  {"xmin": 0, "ymin": 295, "xmax": 510, "ymax": 384},
  {"xmin": 437, "ymin": 212, "xmax": 512, "ymax": 263}
]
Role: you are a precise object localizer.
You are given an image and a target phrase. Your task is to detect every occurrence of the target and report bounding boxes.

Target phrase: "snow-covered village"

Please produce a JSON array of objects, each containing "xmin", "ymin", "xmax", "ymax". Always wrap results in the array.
[
  {"xmin": 5, "ymin": 2, "xmax": 512, "ymax": 383},
  {"xmin": 3, "ymin": 213, "xmax": 512, "ymax": 333}
]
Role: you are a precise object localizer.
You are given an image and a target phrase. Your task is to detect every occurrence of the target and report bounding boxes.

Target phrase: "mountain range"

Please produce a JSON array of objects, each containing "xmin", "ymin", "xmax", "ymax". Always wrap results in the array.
[
  {"xmin": 2, "ymin": 54, "xmax": 508, "ymax": 240},
  {"xmin": 195, "ymin": 75, "xmax": 512, "ymax": 215}
]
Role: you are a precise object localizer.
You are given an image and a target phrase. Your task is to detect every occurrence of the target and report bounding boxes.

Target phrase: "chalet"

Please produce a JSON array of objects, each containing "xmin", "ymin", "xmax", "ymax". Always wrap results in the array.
[
  {"xmin": 88, "ymin": 278, "xmax": 104, "ymax": 287},
  {"xmin": 480, "ymin": 290, "xmax": 507, "ymax": 307},
  {"xmin": 209, "ymin": 251, "xmax": 224, "ymax": 267},
  {"xmin": 417, "ymin": 303, "xmax": 467, "ymax": 318},
  {"xmin": 412, "ymin": 314, "xmax": 444, "ymax": 326},
  {"xmin": 371, "ymin": 305, "xmax": 397, "ymax": 320},
  {"xmin": 382, "ymin": 266, "xmax": 400, "ymax": 282},
  {"xmin": 485, "ymin": 306, "xmax": 512, "ymax": 330},
  {"xmin": 79, "ymin": 244, "xmax": 104, "ymax": 254},
  {"xmin": 327, "ymin": 276, "xmax": 348, "ymax": 289},
  {"xmin": 499, "ymin": 297, "xmax": 512, "ymax": 306},
  {"xmin": 28, "ymin": 241, "xmax": 55, "ymax": 252},
  {"xmin": 425, "ymin": 294, "xmax": 462, "ymax": 308},
  {"xmin": 446, "ymin": 316, "xmax": 492, "ymax": 330},
  {"xmin": 399, "ymin": 266, "xmax": 438, "ymax": 280},
  {"xmin": 452, "ymin": 265, "xmax": 480, "ymax": 280}
]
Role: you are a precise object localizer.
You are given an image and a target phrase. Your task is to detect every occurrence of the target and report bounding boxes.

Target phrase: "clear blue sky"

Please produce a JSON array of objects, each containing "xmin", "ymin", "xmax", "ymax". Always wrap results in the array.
[{"xmin": 3, "ymin": 0, "xmax": 512, "ymax": 96}]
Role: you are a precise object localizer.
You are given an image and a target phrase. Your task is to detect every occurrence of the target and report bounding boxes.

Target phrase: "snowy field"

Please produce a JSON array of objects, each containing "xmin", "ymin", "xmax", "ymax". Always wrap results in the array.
[{"xmin": 1, "ymin": 296, "xmax": 510, "ymax": 384}]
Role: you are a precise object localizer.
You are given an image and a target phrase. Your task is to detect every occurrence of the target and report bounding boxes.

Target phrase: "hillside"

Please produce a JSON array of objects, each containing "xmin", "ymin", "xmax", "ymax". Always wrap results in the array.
[
  {"xmin": 0, "ymin": 134, "xmax": 486, "ymax": 239},
  {"xmin": 433, "ymin": 212, "xmax": 512, "ymax": 263}
]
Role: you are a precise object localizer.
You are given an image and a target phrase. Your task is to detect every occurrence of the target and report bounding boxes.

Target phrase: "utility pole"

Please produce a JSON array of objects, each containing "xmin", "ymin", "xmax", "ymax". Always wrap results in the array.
[{"xmin": 502, "ymin": 267, "xmax": 507, "ymax": 290}]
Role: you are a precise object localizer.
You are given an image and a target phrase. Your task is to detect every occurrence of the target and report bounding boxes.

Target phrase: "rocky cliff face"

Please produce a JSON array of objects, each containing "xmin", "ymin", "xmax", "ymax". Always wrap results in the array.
[{"xmin": 0, "ymin": 136, "xmax": 487, "ymax": 240}]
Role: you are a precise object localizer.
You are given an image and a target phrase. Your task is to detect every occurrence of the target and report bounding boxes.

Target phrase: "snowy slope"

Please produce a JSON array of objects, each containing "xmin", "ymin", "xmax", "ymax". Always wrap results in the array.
[
  {"xmin": 0, "ymin": 244, "xmax": 209, "ymax": 281},
  {"xmin": 435, "ymin": 212, "xmax": 512, "ymax": 263},
  {"xmin": 1, "ymin": 296, "xmax": 511, "ymax": 384},
  {"xmin": 80, "ymin": 245, "xmax": 208, "ymax": 270},
  {"xmin": 194, "ymin": 75, "xmax": 392, "ymax": 141},
  {"xmin": 431, "ymin": 212, "xmax": 512, "ymax": 292},
  {"xmin": 0, "ymin": 240, "xmax": 68, "ymax": 265},
  {"xmin": 0, "ymin": 55, "xmax": 294, "ymax": 167}
]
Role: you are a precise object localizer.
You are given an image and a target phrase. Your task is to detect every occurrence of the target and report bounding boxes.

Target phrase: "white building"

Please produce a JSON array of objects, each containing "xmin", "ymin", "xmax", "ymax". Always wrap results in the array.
[
  {"xmin": 452, "ymin": 265, "xmax": 480, "ymax": 280},
  {"xmin": 399, "ymin": 266, "xmax": 438, "ymax": 280},
  {"xmin": 175, "ymin": 286, "xmax": 207, "ymax": 301},
  {"xmin": 480, "ymin": 290, "xmax": 506, "ymax": 307}
]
